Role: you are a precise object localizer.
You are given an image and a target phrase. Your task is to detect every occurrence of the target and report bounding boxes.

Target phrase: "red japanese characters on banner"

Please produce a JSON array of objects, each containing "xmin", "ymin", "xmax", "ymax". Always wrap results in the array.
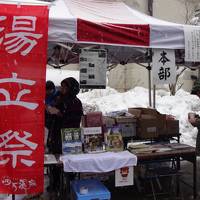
[{"xmin": 0, "ymin": 4, "xmax": 49, "ymax": 194}]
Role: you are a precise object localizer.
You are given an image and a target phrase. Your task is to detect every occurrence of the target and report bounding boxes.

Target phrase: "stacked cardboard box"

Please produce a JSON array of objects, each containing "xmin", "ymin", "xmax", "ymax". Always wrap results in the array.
[
  {"xmin": 164, "ymin": 119, "xmax": 179, "ymax": 136},
  {"xmin": 115, "ymin": 116, "xmax": 137, "ymax": 138},
  {"xmin": 104, "ymin": 115, "xmax": 137, "ymax": 138},
  {"xmin": 128, "ymin": 107, "xmax": 166, "ymax": 139}
]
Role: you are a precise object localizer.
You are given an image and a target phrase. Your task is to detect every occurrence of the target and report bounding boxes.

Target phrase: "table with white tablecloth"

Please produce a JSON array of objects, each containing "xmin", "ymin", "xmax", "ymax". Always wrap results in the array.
[{"xmin": 60, "ymin": 151, "xmax": 137, "ymax": 173}]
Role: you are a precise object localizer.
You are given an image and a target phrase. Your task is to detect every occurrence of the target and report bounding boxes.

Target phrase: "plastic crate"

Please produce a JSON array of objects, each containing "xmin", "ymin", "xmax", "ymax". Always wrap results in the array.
[{"xmin": 71, "ymin": 179, "xmax": 111, "ymax": 200}]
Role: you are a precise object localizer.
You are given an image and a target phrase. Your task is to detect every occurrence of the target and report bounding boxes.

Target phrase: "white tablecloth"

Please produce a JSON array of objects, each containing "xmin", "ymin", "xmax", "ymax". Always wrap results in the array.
[{"xmin": 60, "ymin": 151, "xmax": 137, "ymax": 173}]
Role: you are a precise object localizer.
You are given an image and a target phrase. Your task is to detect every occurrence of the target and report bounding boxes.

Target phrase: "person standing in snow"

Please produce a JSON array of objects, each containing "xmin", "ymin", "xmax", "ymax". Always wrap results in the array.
[{"xmin": 188, "ymin": 84, "xmax": 200, "ymax": 156}]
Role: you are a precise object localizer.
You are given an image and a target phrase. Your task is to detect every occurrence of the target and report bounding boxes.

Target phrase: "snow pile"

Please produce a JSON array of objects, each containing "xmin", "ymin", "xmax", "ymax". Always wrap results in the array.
[{"xmin": 79, "ymin": 87, "xmax": 200, "ymax": 146}]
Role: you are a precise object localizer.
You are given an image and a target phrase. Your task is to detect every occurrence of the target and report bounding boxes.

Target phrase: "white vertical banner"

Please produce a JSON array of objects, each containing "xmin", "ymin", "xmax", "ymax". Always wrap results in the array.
[
  {"xmin": 152, "ymin": 49, "xmax": 176, "ymax": 85},
  {"xmin": 115, "ymin": 166, "xmax": 134, "ymax": 187},
  {"xmin": 79, "ymin": 49, "xmax": 107, "ymax": 89},
  {"xmin": 184, "ymin": 26, "xmax": 200, "ymax": 62}
]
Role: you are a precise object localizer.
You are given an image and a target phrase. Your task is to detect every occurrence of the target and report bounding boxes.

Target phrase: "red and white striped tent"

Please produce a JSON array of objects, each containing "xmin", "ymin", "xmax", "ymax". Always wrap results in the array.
[
  {"xmin": 47, "ymin": 0, "xmax": 196, "ymax": 49},
  {"xmin": 1, "ymin": 0, "xmax": 197, "ymax": 49}
]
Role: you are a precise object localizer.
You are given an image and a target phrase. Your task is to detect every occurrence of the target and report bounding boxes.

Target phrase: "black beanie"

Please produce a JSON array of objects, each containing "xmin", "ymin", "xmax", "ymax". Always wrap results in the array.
[{"xmin": 61, "ymin": 77, "xmax": 80, "ymax": 96}]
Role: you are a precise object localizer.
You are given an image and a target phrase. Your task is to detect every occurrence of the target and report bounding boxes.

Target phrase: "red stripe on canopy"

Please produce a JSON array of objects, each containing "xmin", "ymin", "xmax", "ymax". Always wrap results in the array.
[{"xmin": 77, "ymin": 19, "xmax": 150, "ymax": 46}]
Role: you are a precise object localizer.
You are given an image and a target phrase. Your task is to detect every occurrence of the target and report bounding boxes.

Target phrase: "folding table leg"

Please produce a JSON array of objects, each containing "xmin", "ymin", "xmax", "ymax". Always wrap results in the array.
[{"xmin": 150, "ymin": 180, "xmax": 157, "ymax": 200}]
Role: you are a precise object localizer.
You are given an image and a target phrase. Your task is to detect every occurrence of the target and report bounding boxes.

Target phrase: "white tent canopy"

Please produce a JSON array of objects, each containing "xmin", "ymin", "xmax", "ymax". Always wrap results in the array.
[
  {"xmin": 0, "ymin": 0, "xmax": 198, "ymax": 49},
  {"xmin": 48, "ymin": 0, "xmax": 195, "ymax": 49}
]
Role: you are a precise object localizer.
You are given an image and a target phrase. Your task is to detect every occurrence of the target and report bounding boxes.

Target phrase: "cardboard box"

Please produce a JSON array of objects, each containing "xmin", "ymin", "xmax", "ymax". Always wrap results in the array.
[
  {"xmin": 128, "ymin": 107, "xmax": 167, "ymax": 139},
  {"xmin": 119, "ymin": 122, "xmax": 137, "ymax": 137},
  {"xmin": 115, "ymin": 116, "xmax": 136, "ymax": 123},
  {"xmin": 139, "ymin": 107, "xmax": 158, "ymax": 116},
  {"xmin": 140, "ymin": 114, "xmax": 156, "ymax": 119},
  {"xmin": 110, "ymin": 116, "xmax": 137, "ymax": 138},
  {"xmin": 128, "ymin": 108, "xmax": 142, "ymax": 118},
  {"xmin": 104, "ymin": 116, "xmax": 116, "ymax": 127},
  {"xmin": 137, "ymin": 119, "xmax": 158, "ymax": 138},
  {"xmin": 165, "ymin": 120, "xmax": 179, "ymax": 135},
  {"xmin": 129, "ymin": 107, "xmax": 160, "ymax": 117}
]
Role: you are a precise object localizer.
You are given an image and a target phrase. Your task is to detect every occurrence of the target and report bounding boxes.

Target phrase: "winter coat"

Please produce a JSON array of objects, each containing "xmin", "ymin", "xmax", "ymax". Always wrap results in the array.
[{"xmin": 47, "ymin": 77, "xmax": 83, "ymax": 154}]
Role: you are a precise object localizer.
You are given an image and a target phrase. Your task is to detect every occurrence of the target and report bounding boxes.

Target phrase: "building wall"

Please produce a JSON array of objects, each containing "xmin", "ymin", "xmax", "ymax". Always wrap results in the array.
[{"xmin": 107, "ymin": 0, "xmax": 199, "ymax": 92}]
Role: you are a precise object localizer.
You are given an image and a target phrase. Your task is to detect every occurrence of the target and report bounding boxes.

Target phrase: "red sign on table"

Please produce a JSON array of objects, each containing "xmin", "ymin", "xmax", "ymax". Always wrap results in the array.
[{"xmin": 0, "ymin": 4, "xmax": 48, "ymax": 194}]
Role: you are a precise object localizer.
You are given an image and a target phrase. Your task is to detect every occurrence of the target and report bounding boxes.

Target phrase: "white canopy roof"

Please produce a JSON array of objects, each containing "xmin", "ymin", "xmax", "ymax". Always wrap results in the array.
[
  {"xmin": 1, "ymin": 0, "xmax": 199, "ymax": 49},
  {"xmin": 49, "ymin": 0, "xmax": 197, "ymax": 49}
]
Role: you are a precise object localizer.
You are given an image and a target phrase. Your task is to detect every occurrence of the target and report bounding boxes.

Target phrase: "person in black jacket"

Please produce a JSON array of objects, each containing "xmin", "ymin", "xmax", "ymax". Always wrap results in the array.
[
  {"xmin": 58, "ymin": 77, "xmax": 83, "ymax": 128},
  {"xmin": 46, "ymin": 77, "xmax": 83, "ymax": 197},
  {"xmin": 46, "ymin": 77, "xmax": 83, "ymax": 154}
]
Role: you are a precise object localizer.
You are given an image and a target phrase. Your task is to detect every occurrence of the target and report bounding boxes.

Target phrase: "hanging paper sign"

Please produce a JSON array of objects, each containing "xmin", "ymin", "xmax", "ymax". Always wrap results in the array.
[
  {"xmin": 152, "ymin": 49, "xmax": 176, "ymax": 85},
  {"xmin": 0, "ymin": 4, "xmax": 49, "ymax": 194},
  {"xmin": 115, "ymin": 166, "xmax": 134, "ymax": 187},
  {"xmin": 79, "ymin": 49, "xmax": 107, "ymax": 89},
  {"xmin": 184, "ymin": 26, "xmax": 200, "ymax": 62}
]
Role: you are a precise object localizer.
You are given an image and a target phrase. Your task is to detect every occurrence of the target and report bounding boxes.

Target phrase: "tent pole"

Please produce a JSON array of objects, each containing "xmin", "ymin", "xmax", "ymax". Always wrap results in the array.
[
  {"xmin": 147, "ymin": 62, "xmax": 152, "ymax": 107},
  {"xmin": 148, "ymin": 1, "xmax": 155, "ymax": 108},
  {"xmin": 153, "ymin": 84, "xmax": 156, "ymax": 108}
]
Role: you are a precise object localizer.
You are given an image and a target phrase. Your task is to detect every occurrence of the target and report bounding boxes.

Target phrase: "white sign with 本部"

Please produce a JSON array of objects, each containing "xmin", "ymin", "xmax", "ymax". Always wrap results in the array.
[
  {"xmin": 79, "ymin": 49, "xmax": 107, "ymax": 89},
  {"xmin": 184, "ymin": 26, "xmax": 200, "ymax": 62},
  {"xmin": 115, "ymin": 166, "xmax": 134, "ymax": 187},
  {"xmin": 152, "ymin": 49, "xmax": 176, "ymax": 85}
]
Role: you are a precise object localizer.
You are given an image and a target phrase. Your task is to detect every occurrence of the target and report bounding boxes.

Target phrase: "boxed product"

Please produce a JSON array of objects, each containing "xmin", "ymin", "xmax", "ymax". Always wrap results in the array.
[
  {"xmin": 105, "ymin": 126, "xmax": 124, "ymax": 151},
  {"xmin": 119, "ymin": 123, "xmax": 137, "ymax": 137},
  {"xmin": 71, "ymin": 179, "xmax": 111, "ymax": 200},
  {"xmin": 82, "ymin": 127, "xmax": 104, "ymax": 153},
  {"xmin": 61, "ymin": 128, "xmax": 82, "ymax": 154}
]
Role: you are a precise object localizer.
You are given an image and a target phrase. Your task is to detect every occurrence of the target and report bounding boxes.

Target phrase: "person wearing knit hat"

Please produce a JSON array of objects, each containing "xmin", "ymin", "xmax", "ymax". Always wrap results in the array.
[
  {"xmin": 59, "ymin": 77, "xmax": 83, "ymax": 128},
  {"xmin": 46, "ymin": 77, "xmax": 83, "ymax": 195},
  {"xmin": 47, "ymin": 77, "xmax": 83, "ymax": 153}
]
